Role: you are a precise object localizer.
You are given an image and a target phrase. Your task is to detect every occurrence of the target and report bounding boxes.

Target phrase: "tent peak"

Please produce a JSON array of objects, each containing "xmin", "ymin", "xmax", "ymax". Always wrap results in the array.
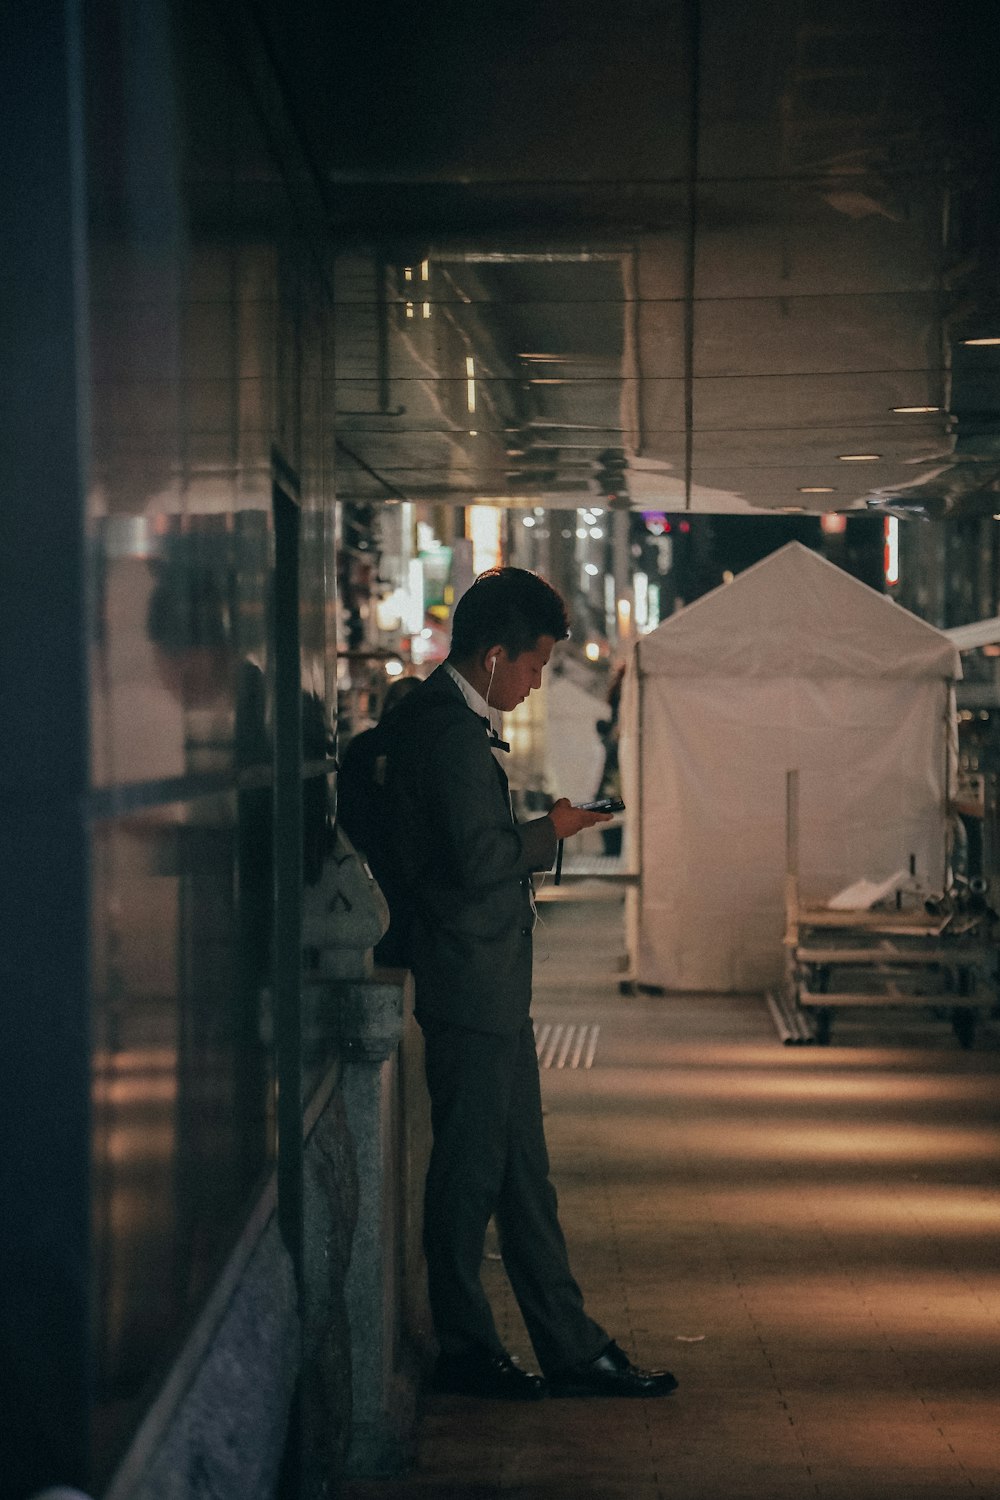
[{"xmin": 637, "ymin": 540, "xmax": 961, "ymax": 679}]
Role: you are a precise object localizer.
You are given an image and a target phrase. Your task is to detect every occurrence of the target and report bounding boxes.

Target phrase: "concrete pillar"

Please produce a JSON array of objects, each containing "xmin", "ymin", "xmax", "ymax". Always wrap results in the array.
[
  {"xmin": 334, "ymin": 972, "xmax": 430, "ymax": 1476},
  {"xmin": 2, "ymin": 4, "xmax": 92, "ymax": 1492}
]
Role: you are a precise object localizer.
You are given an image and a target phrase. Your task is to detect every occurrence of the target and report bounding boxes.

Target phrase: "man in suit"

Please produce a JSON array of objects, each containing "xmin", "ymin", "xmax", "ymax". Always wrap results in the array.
[{"xmin": 381, "ymin": 567, "xmax": 678, "ymax": 1400}]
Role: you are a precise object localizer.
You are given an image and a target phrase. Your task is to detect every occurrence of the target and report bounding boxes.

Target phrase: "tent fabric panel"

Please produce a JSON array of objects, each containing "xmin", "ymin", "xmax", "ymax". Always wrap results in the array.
[{"xmin": 632, "ymin": 674, "xmax": 949, "ymax": 991}]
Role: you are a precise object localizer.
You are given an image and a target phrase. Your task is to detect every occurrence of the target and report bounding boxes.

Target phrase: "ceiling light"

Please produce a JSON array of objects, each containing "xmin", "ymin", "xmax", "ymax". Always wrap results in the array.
[
  {"xmin": 589, "ymin": 527, "xmax": 604, "ymax": 539},
  {"xmin": 576, "ymin": 527, "xmax": 588, "ymax": 539},
  {"xmin": 838, "ymin": 453, "xmax": 881, "ymax": 462},
  {"xmin": 798, "ymin": 486, "xmax": 835, "ymax": 494},
  {"xmin": 962, "ymin": 337, "xmax": 1000, "ymax": 346},
  {"xmin": 891, "ymin": 405, "xmax": 940, "ymax": 414},
  {"xmin": 522, "ymin": 516, "xmax": 536, "ymax": 527},
  {"xmin": 584, "ymin": 563, "xmax": 600, "ymax": 576}
]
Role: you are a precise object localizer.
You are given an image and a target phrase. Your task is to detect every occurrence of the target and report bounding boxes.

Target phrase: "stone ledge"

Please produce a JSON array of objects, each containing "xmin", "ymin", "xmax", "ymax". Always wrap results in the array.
[{"xmin": 319, "ymin": 971, "xmax": 414, "ymax": 1063}]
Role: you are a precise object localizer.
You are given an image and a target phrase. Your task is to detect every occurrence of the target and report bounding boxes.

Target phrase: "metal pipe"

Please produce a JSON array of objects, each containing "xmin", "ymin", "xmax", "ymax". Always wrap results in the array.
[{"xmin": 272, "ymin": 464, "xmax": 304, "ymax": 1285}]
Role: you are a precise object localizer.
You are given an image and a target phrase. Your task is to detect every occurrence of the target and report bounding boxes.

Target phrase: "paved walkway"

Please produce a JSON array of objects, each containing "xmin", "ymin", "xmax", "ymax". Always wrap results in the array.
[{"xmin": 346, "ymin": 886, "xmax": 1000, "ymax": 1500}]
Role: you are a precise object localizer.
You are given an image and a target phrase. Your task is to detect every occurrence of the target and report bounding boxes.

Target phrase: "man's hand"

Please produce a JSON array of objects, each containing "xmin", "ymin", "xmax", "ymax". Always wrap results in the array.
[{"xmin": 548, "ymin": 797, "xmax": 615, "ymax": 840}]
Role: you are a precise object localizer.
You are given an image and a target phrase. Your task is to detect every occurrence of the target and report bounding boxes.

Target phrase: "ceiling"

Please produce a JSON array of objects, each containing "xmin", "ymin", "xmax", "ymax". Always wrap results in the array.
[{"xmin": 262, "ymin": 0, "xmax": 1000, "ymax": 517}]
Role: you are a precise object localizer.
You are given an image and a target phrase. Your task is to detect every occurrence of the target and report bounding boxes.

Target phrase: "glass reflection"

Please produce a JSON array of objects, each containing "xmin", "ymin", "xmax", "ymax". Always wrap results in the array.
[
  {"xmin": 90, "ymin": 515, "xmax": 280, "ymax": 1472},
  {"xmin": 88, "ymin": 509, "xmax": 340, "ymax": 1473},
  {"xmin": 91, "ymin": 788, "xmax": 275, "ymax": 1468},
  {"xmin": 91, "ymin": 512, "xmax": 273, "ymax": 789}
]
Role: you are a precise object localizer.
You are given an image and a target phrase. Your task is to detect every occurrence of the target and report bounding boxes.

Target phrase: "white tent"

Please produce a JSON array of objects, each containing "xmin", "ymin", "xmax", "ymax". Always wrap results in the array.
[{"xmin": 620, "ymin": 542, "xmax": 961, "ymax": 992}]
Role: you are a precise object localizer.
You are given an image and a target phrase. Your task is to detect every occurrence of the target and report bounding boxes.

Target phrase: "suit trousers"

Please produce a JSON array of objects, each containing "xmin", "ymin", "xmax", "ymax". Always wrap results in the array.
[{"xmin": 420, "ymin": 1015, "xmax": 609, "ymax": 1374}]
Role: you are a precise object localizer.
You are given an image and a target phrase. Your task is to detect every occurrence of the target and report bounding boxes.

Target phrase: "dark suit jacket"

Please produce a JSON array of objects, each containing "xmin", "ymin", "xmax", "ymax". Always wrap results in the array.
[{"xmin": 381, "ymin": 665, "xmax": 557, "ymax": 1036}]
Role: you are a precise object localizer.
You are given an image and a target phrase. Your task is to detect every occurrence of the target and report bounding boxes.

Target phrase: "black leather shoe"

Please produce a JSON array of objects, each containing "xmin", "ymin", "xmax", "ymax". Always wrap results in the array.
[
  {"xmin": 432, "ymin": 1348, "xmax": 546, "ymax": 1400},
  {"xmin": 547, "ymin": 1340, "xmax": 678, "ymax": 1398}
]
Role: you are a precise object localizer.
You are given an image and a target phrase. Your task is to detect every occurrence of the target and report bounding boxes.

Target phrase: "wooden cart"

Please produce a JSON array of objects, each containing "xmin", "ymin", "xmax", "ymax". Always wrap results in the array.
[{"xmin": 782, "ymin": 771, "xmax": 997, "ymax": 1046}]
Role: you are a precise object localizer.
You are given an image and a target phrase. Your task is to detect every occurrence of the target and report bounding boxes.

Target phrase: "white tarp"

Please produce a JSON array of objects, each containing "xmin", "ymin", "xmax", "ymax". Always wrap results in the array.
[
  {"xmin": 621, "ymin": 543, "xmax": 961, "ymax": 992},
  {"xmin": 544, "ymin": 669, "xmax": 607, "ymax": 803}
]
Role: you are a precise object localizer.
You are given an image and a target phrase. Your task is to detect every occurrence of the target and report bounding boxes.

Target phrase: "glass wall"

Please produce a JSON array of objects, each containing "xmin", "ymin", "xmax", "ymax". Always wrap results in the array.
[{"xmin": 83, "ymin": 0, "xmax": 337, "ymax": 1477}]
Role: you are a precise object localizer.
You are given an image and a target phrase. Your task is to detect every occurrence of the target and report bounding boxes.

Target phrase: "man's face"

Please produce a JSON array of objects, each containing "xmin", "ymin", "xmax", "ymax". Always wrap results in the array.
[{"xmin": 489, "ymin": 635, "xmax": 556, "ymax": 711}]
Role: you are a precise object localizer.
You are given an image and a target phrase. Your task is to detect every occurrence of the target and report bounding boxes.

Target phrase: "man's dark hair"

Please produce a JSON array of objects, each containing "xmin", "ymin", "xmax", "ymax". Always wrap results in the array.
[{"xmin": 449, "ymin": 566, "xmax": 569, "ymax": 660}]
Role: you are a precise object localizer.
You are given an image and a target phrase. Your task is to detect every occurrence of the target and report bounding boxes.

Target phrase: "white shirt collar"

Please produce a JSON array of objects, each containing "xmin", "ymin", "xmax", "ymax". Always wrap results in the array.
[{"xmin": 443, "ymin": 661, "xmax": 505, "ymax": 742}]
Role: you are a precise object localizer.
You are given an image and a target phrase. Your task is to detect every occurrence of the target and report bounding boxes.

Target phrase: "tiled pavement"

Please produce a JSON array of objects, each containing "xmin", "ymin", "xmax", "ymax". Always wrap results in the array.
[{"xmin": 344, "ymin": 886, "xmax": 1000, "ymax": 1500}]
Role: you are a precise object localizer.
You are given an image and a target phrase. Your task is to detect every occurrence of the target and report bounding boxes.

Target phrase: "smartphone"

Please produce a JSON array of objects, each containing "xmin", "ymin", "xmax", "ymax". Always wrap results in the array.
[{"xmin": 577, "ymin": 796, "xmax": 626, "ymax": 813}]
